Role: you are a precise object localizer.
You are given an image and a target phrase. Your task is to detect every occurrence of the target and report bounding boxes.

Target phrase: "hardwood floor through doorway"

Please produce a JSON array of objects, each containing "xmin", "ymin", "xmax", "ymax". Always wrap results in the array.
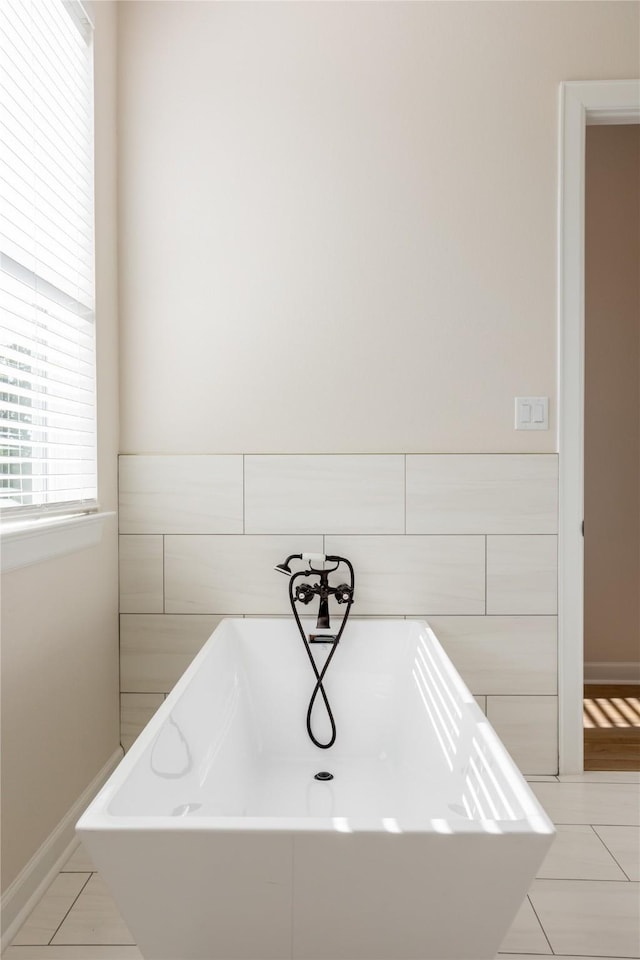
[{"xmin": 584, "ymin": 685, "xmax": 640, "ymax": 771}]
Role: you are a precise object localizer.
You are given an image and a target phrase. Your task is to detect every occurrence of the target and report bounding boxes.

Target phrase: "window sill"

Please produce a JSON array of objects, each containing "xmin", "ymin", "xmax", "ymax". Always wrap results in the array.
[{"xmin": 0, "ymin": 511, "xmax": 116, "ymax": 573}]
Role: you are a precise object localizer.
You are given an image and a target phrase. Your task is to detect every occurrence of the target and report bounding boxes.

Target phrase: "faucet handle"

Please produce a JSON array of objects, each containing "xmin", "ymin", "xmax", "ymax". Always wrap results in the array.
[
  {"xmin": 334, "ymin": 583, "xmax": 353, "ymax": 604},
  {"xmin": 295, "ymin": 583, "xmax": 316, "ymax": 605}
]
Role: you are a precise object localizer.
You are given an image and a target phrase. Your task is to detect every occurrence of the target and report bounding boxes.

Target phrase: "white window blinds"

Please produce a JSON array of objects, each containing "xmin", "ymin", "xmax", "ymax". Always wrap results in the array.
[{"xmin": 0, "ymin": 0, "xmax": 97, "ymax": 518}]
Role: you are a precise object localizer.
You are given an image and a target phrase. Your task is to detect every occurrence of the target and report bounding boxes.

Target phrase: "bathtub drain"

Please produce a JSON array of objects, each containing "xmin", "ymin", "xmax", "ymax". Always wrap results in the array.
[{"xmin": 314, "ymin": 771, "xmax": 334, "ymax": 781}]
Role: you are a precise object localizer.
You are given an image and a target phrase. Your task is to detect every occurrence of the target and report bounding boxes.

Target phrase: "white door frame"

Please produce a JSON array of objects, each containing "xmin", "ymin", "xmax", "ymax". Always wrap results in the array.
[{"xmin": 557, "ymin": 79, "xmax": 640, "ymax": 773}]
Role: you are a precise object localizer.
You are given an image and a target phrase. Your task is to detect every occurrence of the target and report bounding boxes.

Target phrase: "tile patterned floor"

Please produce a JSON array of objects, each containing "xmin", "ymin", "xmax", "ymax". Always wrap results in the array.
[{"xmin": 3, "ymin": 774, "xmax": 639, "ymax": 960}]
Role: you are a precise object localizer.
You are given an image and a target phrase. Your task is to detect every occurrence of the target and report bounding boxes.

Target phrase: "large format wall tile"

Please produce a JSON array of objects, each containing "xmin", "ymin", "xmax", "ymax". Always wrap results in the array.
[
  {"xmin": 119, "ymin": 455, "xmax": 243, "ymax": 534},
  {"xmin": 118, "ymin": 451, "xmax": 562, "ymax": 771},
  {"xmin": 120, "ymin": 614, "xmax": 223, "ymax": 693},
  {"xmin": 406, "ymin": 454, "xmax": 558, "ymax": 534},
  {"xmin": 119, "ymin": 536, "xmax": 164, "ymax": 613},
  {"xmin": 426, "ymin": 616, "xmax": 557, "ymax": 694},
  {"xmin": 487, "ymin": 535, "xmax": 558, "ymax": 614},
  {"xmin": 325, "ymin": 536, "xmax": 485, "ymax": 614},
  {"xmin": 120, "ymin": 693, "xmax": 165, "ymax": 751},
  {"xmin": 244, "ymin": 455, "xmax": 405, "ymax": 534},
  {"xmin": 487, "ymin": 695, "xmax": 558, "ymax": 774},
  {"xmin": 165, "ymin": 535, "xmax": 323, "ymax": 613}
]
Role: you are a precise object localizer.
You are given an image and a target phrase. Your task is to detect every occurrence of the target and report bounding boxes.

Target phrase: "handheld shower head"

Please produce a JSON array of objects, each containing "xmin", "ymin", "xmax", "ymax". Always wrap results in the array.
[
  {"xmin": 274, "ymin": 554, "xmax": 302, "ymax": 577},
  {"xmin": 274, "ymin": 552, "xmax": 327, "ymax": 576}
]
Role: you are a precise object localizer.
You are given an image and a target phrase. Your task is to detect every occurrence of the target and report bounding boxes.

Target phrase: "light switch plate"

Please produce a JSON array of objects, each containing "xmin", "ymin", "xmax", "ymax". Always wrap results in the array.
[{"xmin": 515, "ymin": 396, "xmax": 549, "ymax": 430}]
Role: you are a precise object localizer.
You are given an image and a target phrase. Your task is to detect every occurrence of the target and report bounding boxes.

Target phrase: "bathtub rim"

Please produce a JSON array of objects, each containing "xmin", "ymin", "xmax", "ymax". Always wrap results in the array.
[{"xmin": 77, "ymin": 618, "xmax": 555, "ymax": 838}]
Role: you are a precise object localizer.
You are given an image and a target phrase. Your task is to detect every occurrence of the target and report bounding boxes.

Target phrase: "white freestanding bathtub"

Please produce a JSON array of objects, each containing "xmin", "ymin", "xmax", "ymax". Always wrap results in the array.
[{"xmin": 77, "ymin": 618, "xmax": 554, "ymax": 960}]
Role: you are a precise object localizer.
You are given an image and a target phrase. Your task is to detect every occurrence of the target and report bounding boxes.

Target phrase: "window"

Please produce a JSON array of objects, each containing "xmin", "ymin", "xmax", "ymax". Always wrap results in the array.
[{"xmin": 0, "ymin": 0, "xmax": 96, "ymax": 521}]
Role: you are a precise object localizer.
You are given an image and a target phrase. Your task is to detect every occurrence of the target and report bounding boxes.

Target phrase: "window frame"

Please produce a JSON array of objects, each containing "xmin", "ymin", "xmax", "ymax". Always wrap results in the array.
[{"xmin": 0, "ymin": 0, "xmax": 99, "ymax": 525}]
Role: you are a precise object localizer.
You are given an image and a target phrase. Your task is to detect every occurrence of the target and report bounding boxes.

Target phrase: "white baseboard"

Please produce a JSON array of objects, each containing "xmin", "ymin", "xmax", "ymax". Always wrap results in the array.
[
  {"xmin": 584, "ymin": 661, "xmax": 640, "ymax": 685},
  {"xmin": 1, "ymin": 746, "xmax": 123, "ymax": 952}
]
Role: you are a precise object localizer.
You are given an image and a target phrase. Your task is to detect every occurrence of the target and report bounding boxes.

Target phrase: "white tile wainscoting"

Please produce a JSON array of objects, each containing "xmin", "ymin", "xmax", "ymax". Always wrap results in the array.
[{"xmin": 117, "ymin": 453, "xmax": 559, "ymax": 773}]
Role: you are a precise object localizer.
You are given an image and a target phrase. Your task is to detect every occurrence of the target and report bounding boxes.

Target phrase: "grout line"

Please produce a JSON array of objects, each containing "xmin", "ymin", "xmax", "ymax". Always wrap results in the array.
[
  {"xmin": 118, "ymin": 607, "xmax": 122, "ymax": 749},
  {"xmin": 47, "ymin": 872, "xmax": 93, "ymax": 945},
  {"xmin": 484, "ymin": 534, "xmax": 488, "ymax": 614},
  {"xmin": 242, "ymin": 454, "xmax": 245, "ymax": 534},
  {"xmin": 116, "ymin": 465, "xmax": 122, "ymax": 608},
  {"xmin": 590, "ymin": 825, "xmax": 633, "ymax": 880},
  {"xmin": 403, "ymin": 454, "xmax": 407, "ymax": 535},
  {"xmin": 126, "ymin": 452, "xmax": 558, "ymax": 457},
  {"xmin": 526, "ymin": 893, "xmax": 555, "ymax": 955},
  {"xmin": 121, "ymin": 616, "xmax": 558, "ymax": 626},
  {"xmin": 123, "ymin": 532, "xmax": 558, "ymax": 537},
  {"xmin": 118, "ymin": 612, "xmax": 557, "ymax": 617},
  {"xmin": 119, "ymin": 612, "xmax": 225, "ymax": 617},
  {"xmin": 121, "ymin": 691, "xmax": 168, "ymax": 696},
  {"xmin": 162, "ymin": 535, "xmax": 166, "ymax": 614}
]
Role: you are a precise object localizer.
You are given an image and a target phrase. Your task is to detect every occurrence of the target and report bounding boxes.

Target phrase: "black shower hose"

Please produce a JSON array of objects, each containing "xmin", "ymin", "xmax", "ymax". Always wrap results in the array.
[{"xmin": 288, "ymin": 559, "xmax": 354, "ymax": 750}]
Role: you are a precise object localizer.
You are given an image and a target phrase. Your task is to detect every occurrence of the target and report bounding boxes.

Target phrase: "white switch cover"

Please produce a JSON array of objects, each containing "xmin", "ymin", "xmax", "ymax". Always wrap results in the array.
[{"xmin": 515, "ymin": 397, "xmax": 548, "ymax": 430}]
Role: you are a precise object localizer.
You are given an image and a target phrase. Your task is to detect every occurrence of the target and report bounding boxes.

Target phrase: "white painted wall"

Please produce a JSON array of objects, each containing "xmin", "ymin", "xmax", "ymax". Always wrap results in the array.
[
  {"xmin": 118, "ymin": 1, "xmax": 639, "ymax": 454},
  {"xmin": 0, "ymin": 2, "xmax": 120, "ymax": 893}
]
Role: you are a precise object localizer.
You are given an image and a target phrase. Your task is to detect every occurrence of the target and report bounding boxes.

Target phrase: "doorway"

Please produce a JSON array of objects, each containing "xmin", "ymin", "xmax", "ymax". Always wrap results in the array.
[
  {"xmin": 583, "ymin": 123, "xmax": 640, "ymax": 771},
  {"xmin": 558, "ymin": 80, "xmax": 640, "ymax": 774}
]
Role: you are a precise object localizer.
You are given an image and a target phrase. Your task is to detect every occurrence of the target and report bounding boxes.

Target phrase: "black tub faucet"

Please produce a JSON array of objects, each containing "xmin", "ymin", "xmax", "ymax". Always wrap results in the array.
[
  {"xmin": 274, "ymin": 552, "xmax": 355, "ymax": 749},
  {"xmin": 274, "ymin": 553, "xmax": 353, "ymax": 632}
]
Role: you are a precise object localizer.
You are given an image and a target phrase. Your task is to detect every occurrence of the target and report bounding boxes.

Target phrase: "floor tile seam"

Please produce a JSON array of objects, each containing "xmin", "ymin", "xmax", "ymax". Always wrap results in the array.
[
  {"xmin": 535, "ymin": 876, "xmax": 634, "ymax": 883},
  {"xmin": 532, "ymin": 877, "xmax": 639, "ymax": 885},
  {"xmin": 558, "ymin": 780, "xmax": 640, "ymax": 785},
  {"xmin": 526, "ymin": 893, "xmax": 555, "ymax": 955},
  {"xmin": 558, "ymin": 770, "xmax": 640, "ymax": 787},
  {"xmin": 553, "ymin": 822, "xmax": 639, "ymax": 828},
  {"xmin": 47, "ymin": 872, "xmax": 94, "ymax": 946},
  {"xmin": 34, "ymin": 943, "xmax": 138, "ymax": 947},
  {"xmin": 9, "ymin": 872, "xmax": 94, "ymax": 949},
  {"xmin": 590, "ymin": 825, "xmax": 634, "ymax": 881}
]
